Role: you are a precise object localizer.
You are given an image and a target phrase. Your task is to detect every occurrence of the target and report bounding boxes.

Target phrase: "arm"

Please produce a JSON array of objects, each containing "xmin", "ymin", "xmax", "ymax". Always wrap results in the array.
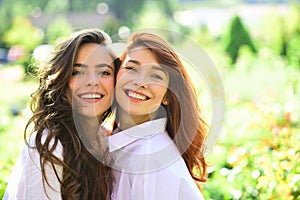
[
  {"xmin": 3, "ymin": 134, "xmax": 62, "ymax": 200},
  {"xmin": 178, "ymin": 179, "xmax": 205, "ymax": 200}
]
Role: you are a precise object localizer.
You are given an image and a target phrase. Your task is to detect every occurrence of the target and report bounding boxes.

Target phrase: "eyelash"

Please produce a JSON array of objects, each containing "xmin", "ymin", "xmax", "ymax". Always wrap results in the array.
[
  {"xmin": 72, "ymin": 70, "xmax": 112, "ymax": 76},
  {"xmin": 124, "ymin": 66, "xmax": 137, "ymax": 71},
  {"xmin": 151, "ymin": 74, "xmax": 163, "ymax": 80},
  {"xmin": 124, "ymin": 66, "xmax": 165, "ymax": 80},
  {"xmin": 100, "ymin": 70, "xmax": 111, "ymax": 76},
  {"xmin": 72, "ymin": 70, "xmax": 82, "ymax": 76}
]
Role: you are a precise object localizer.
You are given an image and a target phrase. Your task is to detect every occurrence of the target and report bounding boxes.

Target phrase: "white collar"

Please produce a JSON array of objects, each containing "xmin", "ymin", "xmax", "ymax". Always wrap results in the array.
[{"xmin": 108, "ymin": 118, "xmax": 167, "ymax": 152}]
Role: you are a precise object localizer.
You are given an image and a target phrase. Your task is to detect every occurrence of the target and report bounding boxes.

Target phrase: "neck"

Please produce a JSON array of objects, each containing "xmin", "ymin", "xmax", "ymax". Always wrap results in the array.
[
  {"xmin": 75, "ymin": 114, "xmax": 102, "ymax": 141},
  {"xmin": 116, "ymin": 108, "xmax": 158, "ymax": 130}
]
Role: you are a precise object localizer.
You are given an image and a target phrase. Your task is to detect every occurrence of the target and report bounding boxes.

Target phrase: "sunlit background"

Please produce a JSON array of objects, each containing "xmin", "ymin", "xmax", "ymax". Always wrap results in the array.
[{"xmin": 0, "ymin": 0, "xmax": 300, "ymax": 199}]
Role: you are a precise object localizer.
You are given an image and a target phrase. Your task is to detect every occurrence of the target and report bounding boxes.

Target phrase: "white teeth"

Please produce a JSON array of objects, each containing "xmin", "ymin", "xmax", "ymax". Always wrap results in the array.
[
  {"xmin": 81, "ymin": 94, "xmax": 102, "ymax": 99},
  {"xmin": 127, "ymin": 91, "xmax": 147, "ymax": 100}
]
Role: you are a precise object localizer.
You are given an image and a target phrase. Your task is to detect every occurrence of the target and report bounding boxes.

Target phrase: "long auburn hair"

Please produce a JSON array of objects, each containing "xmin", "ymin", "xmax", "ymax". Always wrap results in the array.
[
  {"xmin": 25, "ymin": 29, "xmax": 119, "ymax": 199},
  {"xmin": 120, "ymin": 32, "xmax": 208, "ymax": 186}
]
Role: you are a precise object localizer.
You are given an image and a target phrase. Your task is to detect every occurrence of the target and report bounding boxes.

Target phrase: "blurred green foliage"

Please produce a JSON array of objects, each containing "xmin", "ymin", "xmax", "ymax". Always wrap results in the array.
[
  {"xmin": 45, "ymin": 17, "xmax": 72, "ymax": 44},
  {"xmin": 257, "ymin": 4, "xmax": 300, "ymax": 70},
  {"xmin": 4, "ymin": 17, "xmax": 43, "ymax": 52},
  {"xmin": 202, "ymin": 60, "xmax": 300, "ymax": 199},
  {"xmin": 3, "ymin": 17, "xmax": 44, "ymax": 74},
  {"xmin": 287, "ymin": 34, "xmax": 300, "ymax": 69},
  {"xmin": 0, "ymin": 1, "xmax": 300, "ymax": 199},
  {"xmin": 224, "ymin": 15, "xmax": 257, "ymax": 65}
]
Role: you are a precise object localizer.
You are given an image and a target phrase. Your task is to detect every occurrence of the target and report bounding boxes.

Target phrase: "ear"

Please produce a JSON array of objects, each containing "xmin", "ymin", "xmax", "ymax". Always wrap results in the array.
[{"xmin": 162, "ymin": 94, "xmax": 169, "ymax": 105}]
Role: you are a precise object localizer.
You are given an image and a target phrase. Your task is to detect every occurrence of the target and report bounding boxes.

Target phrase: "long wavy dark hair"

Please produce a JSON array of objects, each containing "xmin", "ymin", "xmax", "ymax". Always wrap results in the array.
[
  {"xmin": 25, "ymin": 29, "xmax": 119, "ymax": 199},
  {"xmin": 119, "ymin": 32, "xmax": 208, "ymax": 187}
]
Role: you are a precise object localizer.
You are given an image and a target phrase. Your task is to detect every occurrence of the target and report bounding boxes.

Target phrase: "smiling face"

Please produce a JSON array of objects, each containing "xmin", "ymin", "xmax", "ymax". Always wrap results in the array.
[
  {"xmin": 116, "ymin": 46, "xmax": 169, "ymax": 125},
  {"xmin": 69, "ymin": 43, "xmax": 115, "ymax": 119}
]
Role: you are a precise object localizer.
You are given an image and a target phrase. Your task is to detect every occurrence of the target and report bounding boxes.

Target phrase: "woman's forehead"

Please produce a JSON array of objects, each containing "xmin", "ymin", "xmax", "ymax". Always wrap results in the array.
[{"xmin": 126, "ymin": 47, "xmax": 157, "ymax": 63}]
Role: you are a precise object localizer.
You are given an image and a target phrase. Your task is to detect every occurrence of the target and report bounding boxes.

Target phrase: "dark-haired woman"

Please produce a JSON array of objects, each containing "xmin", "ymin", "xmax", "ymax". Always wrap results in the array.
[{"xmin": 4, "ymin": 29, "xmax": 119, "ymax": 200}]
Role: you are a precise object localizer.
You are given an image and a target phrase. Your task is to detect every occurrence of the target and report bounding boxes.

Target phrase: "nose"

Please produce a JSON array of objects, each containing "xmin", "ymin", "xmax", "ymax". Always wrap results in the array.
[
  {"xmin": 133, "ymin": 72, "xmax": 148, "ymax": 88},
  {"xmin": 86, "ymin": 72, "xmax": 99, "ymax": 87}
]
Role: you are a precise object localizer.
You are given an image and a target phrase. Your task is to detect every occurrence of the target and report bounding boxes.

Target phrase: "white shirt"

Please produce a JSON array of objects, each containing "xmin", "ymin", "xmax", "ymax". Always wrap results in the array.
[
  {"xmin": 3, "ymin": 131, "xmax": 62, "ymax": 200},
  {"xmin": 108, "ymin": 118, "xmax": 205, "ymax": 200}
]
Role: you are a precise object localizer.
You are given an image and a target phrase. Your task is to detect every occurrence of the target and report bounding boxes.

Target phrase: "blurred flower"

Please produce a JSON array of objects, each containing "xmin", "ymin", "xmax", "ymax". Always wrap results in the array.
[
  {"xmin": 220, "ymin": 168, "xmax": 229, "ymax": 176},
  {"xmin": 7, "ymin": 45, "xmax": 26, "ymax": 62},
  {"xmin": 251, "ymin": 170, "xmax": 260, "ymax": 179}
]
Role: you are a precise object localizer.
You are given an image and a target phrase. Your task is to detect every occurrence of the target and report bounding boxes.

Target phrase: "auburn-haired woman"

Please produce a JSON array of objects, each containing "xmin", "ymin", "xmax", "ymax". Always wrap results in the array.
[{"xmin": 109, "ymin": 32, "xmax": 208, "ymax": 200}]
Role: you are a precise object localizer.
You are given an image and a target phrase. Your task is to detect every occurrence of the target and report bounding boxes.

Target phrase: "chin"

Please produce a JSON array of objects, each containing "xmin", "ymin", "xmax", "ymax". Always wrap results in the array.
[{"xmin": 76, "ymin": 111, "xmax": 100, "ymax": 119}]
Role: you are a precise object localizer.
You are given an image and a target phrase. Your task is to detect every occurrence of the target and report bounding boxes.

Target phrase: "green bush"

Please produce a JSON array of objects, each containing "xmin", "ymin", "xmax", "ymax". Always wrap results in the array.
[
  {"xmin": 203, "ymin": 70, "xmax": 300, "ymax": 199},
  {"xmin": 4, "ymin": 17, "xmax": 43, "ymax": 53}
]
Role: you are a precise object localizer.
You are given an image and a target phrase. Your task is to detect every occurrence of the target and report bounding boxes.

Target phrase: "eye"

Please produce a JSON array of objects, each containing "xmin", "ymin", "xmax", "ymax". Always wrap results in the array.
[
  {"xmin": 99, "ymin": 70, "xmax": 112, "ymax": 76},
  {"xmin": 151, "ymin": 73, "xmax": 164, "ymax": 80},
  {"xmin": 124, "ymin": 66, "xmax": 137, "ymax": 71},
  {"xmin": 72, "ymin": 70, "xmax": 83, "ymax": 76}
]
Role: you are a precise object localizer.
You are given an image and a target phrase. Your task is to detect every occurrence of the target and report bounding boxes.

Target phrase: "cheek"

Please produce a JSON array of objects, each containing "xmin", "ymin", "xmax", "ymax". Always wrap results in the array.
[
  {"xmin": 66, "ymin": 81, "xmax": 74, "ymax": 105},
  {"xmin": 154, "ymin": 85, "xmax": 168, "ymax": 100},
  {"xmin": 115, "ymin": 71, "xmax": 127, "ymax": 92},
  {"xmin": 68, "ymin": 78, "xmax": 76, "ymax": 92},
  {"xmin": 116, "ymin": 70, "xmax": 125, "ymax": 83},
  {"xmin": 100, "ymin": 78, "xmax": 115, "ymax": 93}
]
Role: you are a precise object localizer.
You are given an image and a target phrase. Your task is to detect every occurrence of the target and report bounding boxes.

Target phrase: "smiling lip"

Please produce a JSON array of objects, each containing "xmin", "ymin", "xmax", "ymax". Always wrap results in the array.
[
  {"xmin": 124, "ymin": 89, "xmax": 149, "ymax": 102},
  {"xmin": 79, "ymin": 93, "xmax": 104, "ymax": 102}
]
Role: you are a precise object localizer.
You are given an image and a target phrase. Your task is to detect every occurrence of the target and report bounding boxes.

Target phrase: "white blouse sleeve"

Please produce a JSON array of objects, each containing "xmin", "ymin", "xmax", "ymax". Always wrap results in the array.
[
  {"xmin": 3, "ymin": 132, "xmax": 63, "ymax": 200},
  {"xmin": 178, "ymin": 179, "xmax": 205, "ymax": 200}
]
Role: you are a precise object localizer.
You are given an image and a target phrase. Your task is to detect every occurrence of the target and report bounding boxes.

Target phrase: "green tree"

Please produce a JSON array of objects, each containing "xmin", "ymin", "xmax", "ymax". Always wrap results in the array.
[{"xmin": 224, "ymin": 15, "xmax": 257, "ymax": 65}]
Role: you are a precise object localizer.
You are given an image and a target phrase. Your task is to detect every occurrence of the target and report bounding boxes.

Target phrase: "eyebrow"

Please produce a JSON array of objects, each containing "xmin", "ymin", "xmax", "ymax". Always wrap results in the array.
[
  {"xmin": 127, "ymin": 59, "xmax": 166, "ymax": 74},
  {"xmin": 73, "ymin": 63, "xmax": 114, "ymax": 71},
  {"xmin": 152, "ymin": 65, "xmax": 167, "ymax": 75},
  {"xmin": 127, "ymin": 59, "xmax": 141, "ymax": 65}
]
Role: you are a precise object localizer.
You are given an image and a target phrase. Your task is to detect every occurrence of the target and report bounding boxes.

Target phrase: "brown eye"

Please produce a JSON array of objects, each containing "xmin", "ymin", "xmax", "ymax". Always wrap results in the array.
[
  {"xmin": 99, "ymin": 70, "xmax": 111, "ymax": 76},
  {"xmin": 72, "ymin": 70, "xmax": 83, "ymax": 76}
]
